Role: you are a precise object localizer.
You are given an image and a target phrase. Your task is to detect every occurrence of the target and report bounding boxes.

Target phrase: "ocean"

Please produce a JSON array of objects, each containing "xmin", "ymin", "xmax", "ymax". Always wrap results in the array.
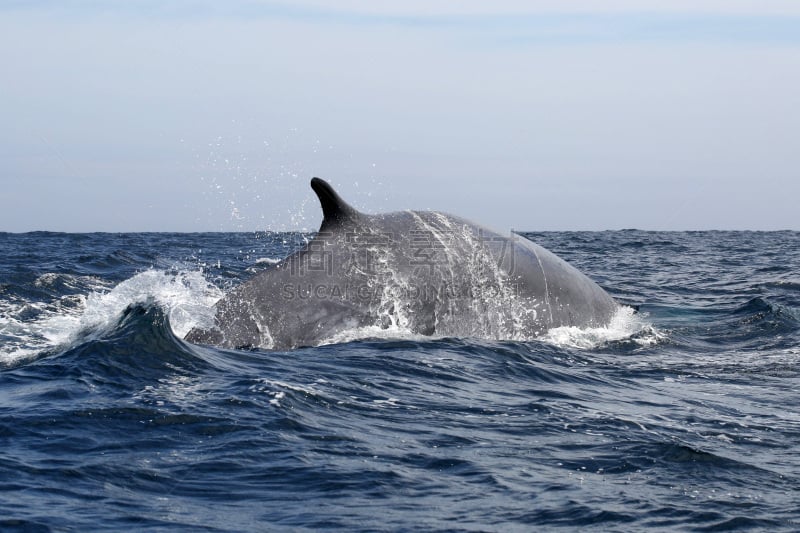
[{"xmin": 1, "ymin": 230, "xmax": 798, "ymax": 531}]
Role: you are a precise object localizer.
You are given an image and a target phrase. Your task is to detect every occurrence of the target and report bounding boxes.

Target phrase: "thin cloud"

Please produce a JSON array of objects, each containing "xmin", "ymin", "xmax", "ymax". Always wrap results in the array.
[{"xmin": 6, "ymin": 1, "xmax": 800, "ymax": 46}]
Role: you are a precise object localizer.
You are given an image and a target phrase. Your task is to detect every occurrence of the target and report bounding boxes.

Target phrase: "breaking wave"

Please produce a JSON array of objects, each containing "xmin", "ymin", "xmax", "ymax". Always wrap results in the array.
[{"xmin": 0, "ymin": 269, "xmax": 221, "ymax": 366}]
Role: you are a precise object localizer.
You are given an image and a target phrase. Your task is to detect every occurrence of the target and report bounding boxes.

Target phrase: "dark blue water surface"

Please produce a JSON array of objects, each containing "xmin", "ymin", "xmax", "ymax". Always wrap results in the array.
[{"xmin": 1, "ymin": 231, "xmax": 798, "ymax": 531}]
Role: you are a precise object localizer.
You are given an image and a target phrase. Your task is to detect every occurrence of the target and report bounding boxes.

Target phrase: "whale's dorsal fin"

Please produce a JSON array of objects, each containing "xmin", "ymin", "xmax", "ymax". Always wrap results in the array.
[{"xmin": 311, "ymin": 177, "xmax": 361, "ymax": 229}]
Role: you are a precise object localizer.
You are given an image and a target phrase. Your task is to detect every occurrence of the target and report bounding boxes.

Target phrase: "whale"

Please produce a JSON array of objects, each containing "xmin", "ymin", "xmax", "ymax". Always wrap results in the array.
[{"xmin": 185, "ymin": 178, "xmax": 618, "ymax": 350}]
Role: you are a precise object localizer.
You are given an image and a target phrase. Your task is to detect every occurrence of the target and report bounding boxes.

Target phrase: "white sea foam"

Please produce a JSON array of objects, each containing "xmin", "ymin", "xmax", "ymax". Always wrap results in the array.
[
  {"xmin": 252, "ymin": 379, "xmax": 319, "ymax": 408},
  {"xmin": 316, "ymin": 305, "xmax": 661, "ymax": 350},
  {"xmin": 0, "ymin": 270, "xmax": 223, "ymax": 366},
  {"xmin": 318, "ymin": 323, "xmax": 429, "ymax": 347},
  {"xmin": 540, "ymin": 305, "xmax": 664, "ymax": 349},
  {"xmin": 255, "ymin": 257, "xmax": 281, "ymax": 265}
]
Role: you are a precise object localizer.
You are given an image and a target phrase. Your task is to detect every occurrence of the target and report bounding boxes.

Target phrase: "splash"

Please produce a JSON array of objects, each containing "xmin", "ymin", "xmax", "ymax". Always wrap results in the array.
[
  {"xmin": 540, "ymin": 306, "xmax": 663, "ymax": 349},
  {"xmin": 318, "ymin": 323, "xmax": 430, "ymax": 347},
  {"xmin": 318, "ymin": 306, "xmax": 659, "ymax": 350},
  {"xmin": 315, "ymin": 218, "xmax": 644, "ymax": 350},
  {"xmin": 363, "ymin": 213, "xmax": 542, "ymax": 342},
  {"xmin": 0, "ymin": 270, "xmax": 222, "ymax": 366}
]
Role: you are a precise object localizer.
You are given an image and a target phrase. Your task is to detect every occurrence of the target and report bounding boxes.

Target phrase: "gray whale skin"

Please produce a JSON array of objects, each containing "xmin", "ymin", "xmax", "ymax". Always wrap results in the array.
[{"xmin": 185, "ymin": 178, "xmax": 618, "ymax": 350}]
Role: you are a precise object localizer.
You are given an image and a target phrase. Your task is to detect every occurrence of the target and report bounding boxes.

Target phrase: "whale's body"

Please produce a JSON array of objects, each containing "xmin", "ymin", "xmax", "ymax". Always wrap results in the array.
[{"xmin": 185, "ymin": 178, "xmax": 618, "ymax": 350}]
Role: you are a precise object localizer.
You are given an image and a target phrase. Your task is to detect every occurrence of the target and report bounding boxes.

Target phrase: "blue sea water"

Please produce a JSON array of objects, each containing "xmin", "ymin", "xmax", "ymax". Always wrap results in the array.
[{"xmin": 1, "ymin": 230, "xmax": 798, "ymax": 531}]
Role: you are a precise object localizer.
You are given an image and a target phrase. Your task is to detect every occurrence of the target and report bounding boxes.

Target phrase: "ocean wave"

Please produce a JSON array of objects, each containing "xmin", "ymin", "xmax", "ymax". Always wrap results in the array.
[
  {"xmin": 0, "ymin": 270, "xmax": 221, "ymax": 367},
  {"xmin": 47, "ymin": 303, "xmax": 213, "ymax": 388},
  {"xmin": 3, "ymin": 231, "xmax": 800, "ymax": 531}
]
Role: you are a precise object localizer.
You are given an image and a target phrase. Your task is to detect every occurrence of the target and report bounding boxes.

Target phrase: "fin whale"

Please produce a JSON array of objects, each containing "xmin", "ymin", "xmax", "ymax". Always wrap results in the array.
[{"xmin": 185, "ymin": 178, "xmax": 619, "ymax": 350}]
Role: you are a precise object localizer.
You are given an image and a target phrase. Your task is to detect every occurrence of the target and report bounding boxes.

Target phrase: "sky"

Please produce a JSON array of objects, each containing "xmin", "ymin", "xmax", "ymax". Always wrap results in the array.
[{"xmin": 1, "ymin": 0, "xmax": 799, "ymax": 232}]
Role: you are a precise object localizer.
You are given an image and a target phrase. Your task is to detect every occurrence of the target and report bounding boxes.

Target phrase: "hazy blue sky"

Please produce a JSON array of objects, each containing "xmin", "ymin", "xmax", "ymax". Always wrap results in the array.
[{"xmin": 2, "ymin": 1, "xmax": 799, "ymax": 232}]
